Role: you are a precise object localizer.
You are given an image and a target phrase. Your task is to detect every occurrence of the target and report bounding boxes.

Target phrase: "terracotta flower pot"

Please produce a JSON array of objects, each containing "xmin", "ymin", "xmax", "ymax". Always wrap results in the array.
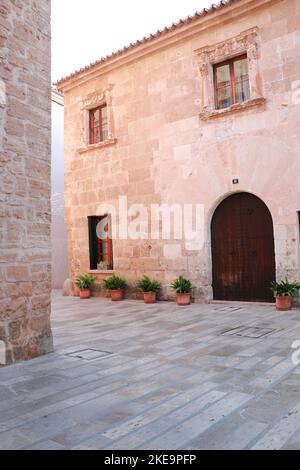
[
  {"xmin": 79, "ymin": 289, "xmax": 90, "ymax": 299},
  {"xmin": 143, "ymin": 291, "xmax": 157, "ymax": 304},
  {"xmin": 275, "ymin": 295, "xmax": 293, "ymax": 311},
  {"xmin": 111, "ymin": 290, "xmax": 124, "ymax": 301},
  {"xmin": 176, "ymin": 293, "xmax": 191, "ymax": 306}
]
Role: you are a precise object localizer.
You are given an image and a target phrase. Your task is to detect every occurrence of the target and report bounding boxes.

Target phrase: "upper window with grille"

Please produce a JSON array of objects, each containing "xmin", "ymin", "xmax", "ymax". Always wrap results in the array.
[
  {"xmin": 89, "ymin": 104, "xmax": 108, "ymax": 144},
  {"xmin": 214, "ymin": 55, "xmax": 250, "ymax": 110}
]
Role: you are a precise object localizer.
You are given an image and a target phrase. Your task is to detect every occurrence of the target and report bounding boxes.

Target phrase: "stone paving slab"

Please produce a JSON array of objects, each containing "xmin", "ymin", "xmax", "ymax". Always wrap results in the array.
[{"xmin": 0, "ymin": 290, "xmax": 300, "ymax": 450}]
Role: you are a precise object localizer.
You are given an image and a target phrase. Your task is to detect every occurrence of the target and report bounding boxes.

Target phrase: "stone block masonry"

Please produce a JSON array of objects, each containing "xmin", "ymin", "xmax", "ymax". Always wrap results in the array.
[
  {"xmin": 0, "ymin": 0, "xmax": 53, "ymax": 365},
  {"xmin": 58, "ymin": 0, "xmax": 300, "ymax": 303}
]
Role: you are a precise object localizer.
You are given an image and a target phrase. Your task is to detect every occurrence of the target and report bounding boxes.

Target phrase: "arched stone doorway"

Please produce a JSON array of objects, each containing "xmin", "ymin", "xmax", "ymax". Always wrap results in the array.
[{"xmin": 211, "ymin": 192, "xmax": 275, "ymax": 302}]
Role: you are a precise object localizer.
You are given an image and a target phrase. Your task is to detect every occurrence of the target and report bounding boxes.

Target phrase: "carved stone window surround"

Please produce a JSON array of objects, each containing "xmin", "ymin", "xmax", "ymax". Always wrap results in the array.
[
  {"xmin": 78, "ymin": 87, "xmax": 116, "ymax": 151},
  {"xmin": 195, "ymin": 28, "xmax": 265, "ymax": 120}
]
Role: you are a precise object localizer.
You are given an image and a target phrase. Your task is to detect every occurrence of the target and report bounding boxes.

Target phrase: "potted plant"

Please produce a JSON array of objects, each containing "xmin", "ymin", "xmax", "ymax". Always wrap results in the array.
[
  {"xmin": 75, "ymin": 274, "xmax": 95, "ymax": 299},
  {"xmin": 271, "ymin": 279, "xmax": 300, "ymax": 311},
  {"xmin": 137, "ymin": 275, "xmax": 161, "ymax": 304},
  {"xmin": 97, "ymin": 261, "xmax": 109, "ymax": 271},
  {"xmin": 171, "ymin": 276, "xmax": 194, "ymax": 306},
  {"xmin": 103, "ymin": 274, "xmax": 127, "ymax": 301}
]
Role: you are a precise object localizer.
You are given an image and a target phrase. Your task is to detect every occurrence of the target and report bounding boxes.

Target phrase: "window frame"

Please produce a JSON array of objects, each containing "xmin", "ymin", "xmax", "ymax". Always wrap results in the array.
[
  {"xmin": 88, "ymin": 215, "xmax": 113, "ymax": 270},
  {"xmin": 89, "ymin": 104, "xmax": 108, "ymax": 145},
  {"xmin": 95, "ymin": 215, "xmax": 113, "ymax": 268},
  {"xmin": 213, "ymin": 54, "xmax": 249, "ymax": 110},
  {"xmin": 196, "ymin": 27, "xmax": 265, "ymax": 120},
  {"xmin": 79, "ymin": 88, "xmax": 117, "ymax": 152}
]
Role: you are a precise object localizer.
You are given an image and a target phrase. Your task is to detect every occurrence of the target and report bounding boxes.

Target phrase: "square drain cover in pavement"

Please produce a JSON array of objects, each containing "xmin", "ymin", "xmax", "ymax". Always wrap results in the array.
[
  {"xmin": 221, "ymin": 326, "xmax": 276, "ymax": 338},
  {"xmin": 66, "ymin": 349, "xmax": 112, "ymax": 360}
]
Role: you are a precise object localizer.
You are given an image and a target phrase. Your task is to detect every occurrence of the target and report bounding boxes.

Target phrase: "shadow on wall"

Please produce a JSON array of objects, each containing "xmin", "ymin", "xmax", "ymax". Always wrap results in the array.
[
  {"xmin": 51, "ymin": 91, "xmax": 69, "ymax": 288},
  {"xmin": 51, "ymin": 212, "xmax": 69, "ymax": 289}
]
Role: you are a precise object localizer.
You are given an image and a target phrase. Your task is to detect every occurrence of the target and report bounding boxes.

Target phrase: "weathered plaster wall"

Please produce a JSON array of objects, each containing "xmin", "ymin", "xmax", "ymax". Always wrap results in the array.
[
  {"xmin": 63, "ymin": 0, "xmax": 300, "ymax": 301},
  {"xmin": 0, "ymin": 0, "xmax": 53, "ymax": 364}
]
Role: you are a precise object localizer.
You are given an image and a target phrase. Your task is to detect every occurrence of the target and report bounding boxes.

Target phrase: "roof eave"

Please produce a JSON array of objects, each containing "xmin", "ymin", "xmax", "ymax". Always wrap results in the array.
[{"xmin": 55, "ymin": 0, "xmax": 271, "ymax": 92}]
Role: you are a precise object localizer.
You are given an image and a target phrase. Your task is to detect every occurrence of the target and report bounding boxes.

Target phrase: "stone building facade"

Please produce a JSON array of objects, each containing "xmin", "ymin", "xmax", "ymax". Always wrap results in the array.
[
  {"xmin": 57, "ymin": 0, "xmax": 300, "ymax": 303},
  {"xmin": 0, "ymin": 0, "xmax": 53, "ymax": 364}
]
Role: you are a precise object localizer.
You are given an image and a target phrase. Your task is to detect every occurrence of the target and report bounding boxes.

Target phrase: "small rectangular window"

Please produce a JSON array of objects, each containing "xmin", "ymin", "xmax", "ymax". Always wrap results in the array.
[
  {"xmin": 214, "ymin": 55, "xmax": 250, "ymax": 110},
  {"xmin": 89, "ymin": 105, "xmax": 108, "ymax": 144},
  {"xmin": 88, "ymin": 215, "xmax": 113, "ymax": 270}
]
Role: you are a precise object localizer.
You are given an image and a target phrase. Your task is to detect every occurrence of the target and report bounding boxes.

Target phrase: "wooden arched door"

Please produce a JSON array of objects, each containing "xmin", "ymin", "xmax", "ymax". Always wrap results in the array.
[{"xmin": 211, "ymin": 192, "xmax": 275, "ymax": 302}]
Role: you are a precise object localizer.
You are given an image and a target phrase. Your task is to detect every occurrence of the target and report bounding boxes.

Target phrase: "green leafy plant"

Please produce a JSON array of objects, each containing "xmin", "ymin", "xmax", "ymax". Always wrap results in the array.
[
  {"xmin": 171, "ymin": 276, "xmax": 193, "ymax": 294},
  {"xmin": 103, "ymin": 274, "xmax": 127, "ymax": 291},
  {"xmin": 97, "ymin": 261, "xmax": 109, "ymax": 269},
  {"xmin": 271, "ymin": 279, "xmax": 300, "ymax": 297},
  {"xmin": 137, "ymin": 275, "xmax": 161, "ymax": 293},
  {"xmin": 75, "ymin": 274, "xmax": 95, "ymax": 290}
]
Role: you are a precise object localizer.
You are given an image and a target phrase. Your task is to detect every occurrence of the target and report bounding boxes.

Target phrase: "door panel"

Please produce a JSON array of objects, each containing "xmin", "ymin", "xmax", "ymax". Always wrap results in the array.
[{"xmin": 211, "ymin": 193, "xmax": 275, "ymax": 302}]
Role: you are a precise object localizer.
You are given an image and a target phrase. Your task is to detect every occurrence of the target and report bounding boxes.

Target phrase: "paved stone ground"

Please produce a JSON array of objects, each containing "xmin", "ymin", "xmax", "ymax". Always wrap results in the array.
[{"xmin": 1, "ymin": 291, "xmax": 300, "ymax": 450}]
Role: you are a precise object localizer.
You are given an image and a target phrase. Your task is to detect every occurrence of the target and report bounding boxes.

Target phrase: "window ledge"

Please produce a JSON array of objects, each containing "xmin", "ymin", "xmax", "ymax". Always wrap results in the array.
[
  {"xmin": 77, "ymin": 138, "xmax": 117, "ymax": 154},
  {"xmin": 199, "ymin": 97, "xmax": 266, "ymax": 121},
  {"xmin": 88, "ymin": 270, "xmax": 115, "ymax": 274}
]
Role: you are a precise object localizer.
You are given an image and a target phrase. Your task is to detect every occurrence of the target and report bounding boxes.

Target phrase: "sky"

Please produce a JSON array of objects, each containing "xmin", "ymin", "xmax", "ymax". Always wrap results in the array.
[{"xmin": 51, "ymin": 0, "xmax": 214, "ymax": 82}]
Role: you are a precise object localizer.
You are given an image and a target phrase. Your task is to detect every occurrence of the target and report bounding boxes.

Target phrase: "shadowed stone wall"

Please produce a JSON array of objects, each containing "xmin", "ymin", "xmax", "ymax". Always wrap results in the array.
[{"xmin": 0, "ymin": 0, "xmax": 53, "ymax": 365}]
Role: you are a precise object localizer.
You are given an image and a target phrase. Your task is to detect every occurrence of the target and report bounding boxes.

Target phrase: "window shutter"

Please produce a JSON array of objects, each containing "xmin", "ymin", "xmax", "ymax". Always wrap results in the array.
[{"xmin": 88, "ymin": 216, "xmax": 98, "ymax": 269}]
